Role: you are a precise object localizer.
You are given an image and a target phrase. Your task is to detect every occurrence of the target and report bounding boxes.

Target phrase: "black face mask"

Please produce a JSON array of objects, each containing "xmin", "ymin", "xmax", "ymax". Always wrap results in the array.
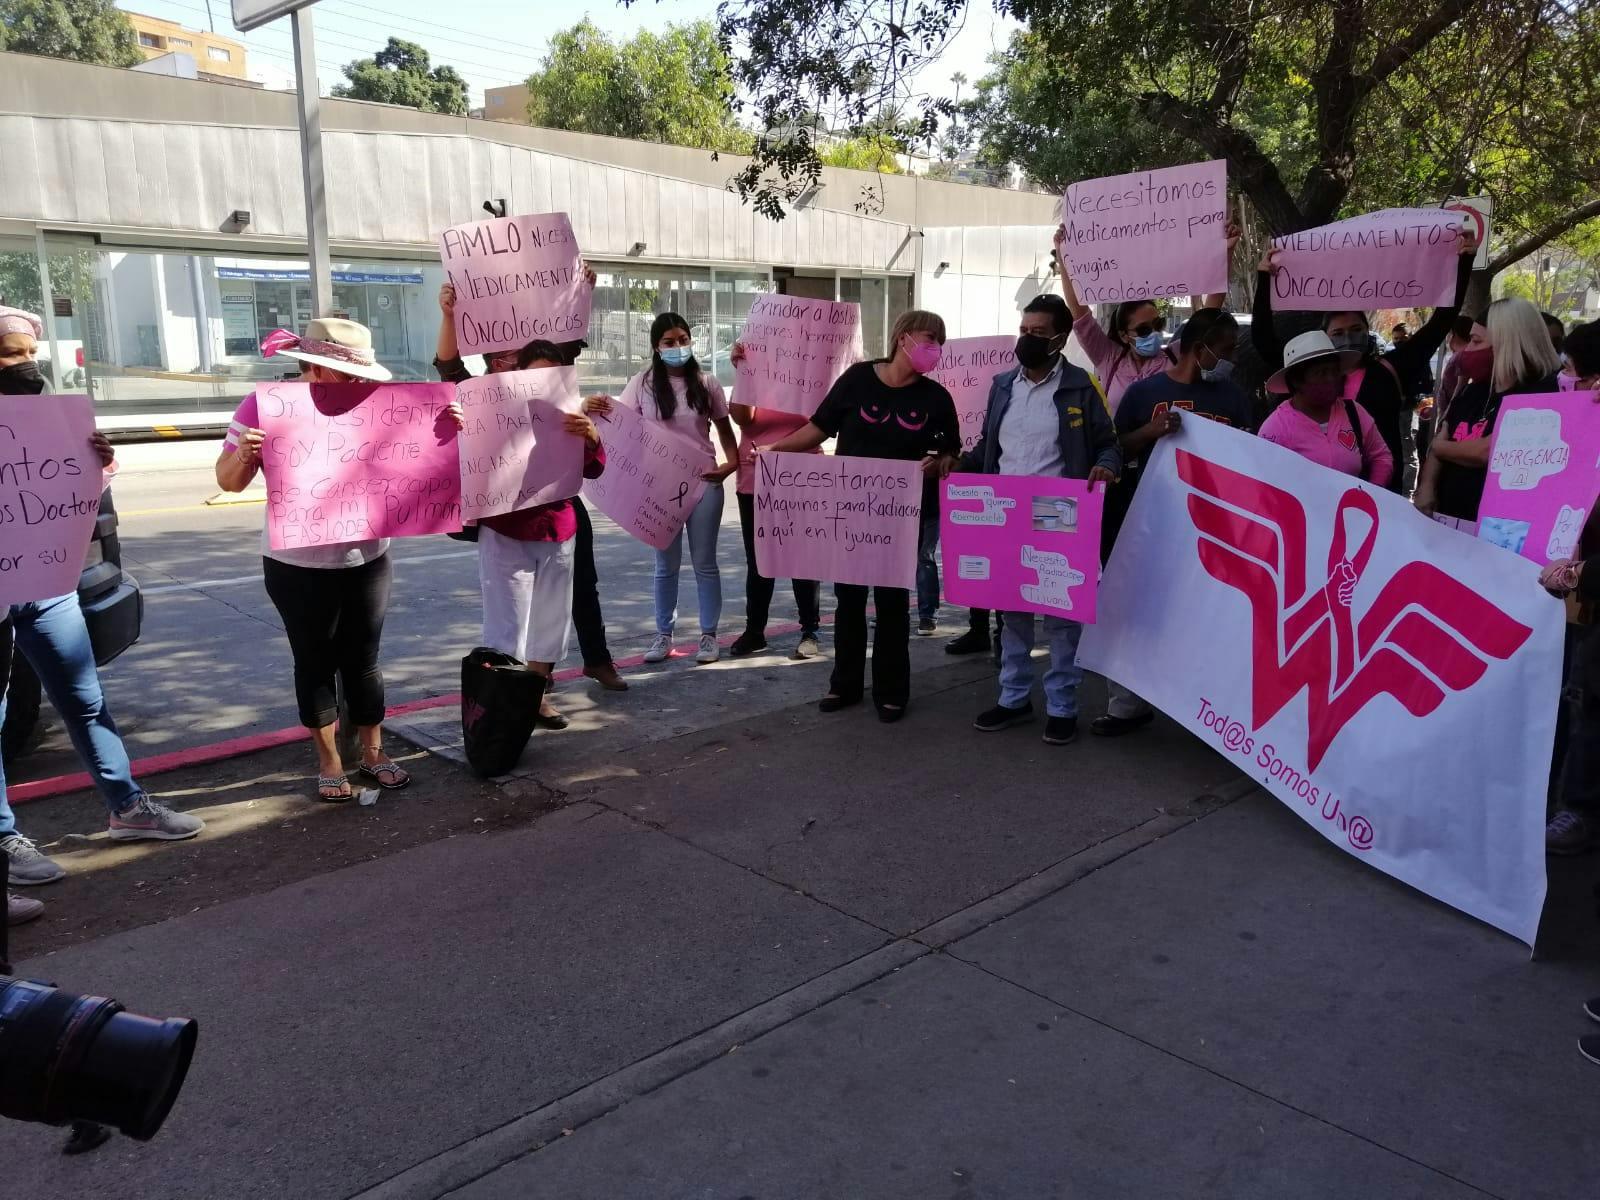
[
  {"xmin": 0, "ymin": 360, "xmax": 44, "ymax": 395},
  {"xmin": 1014, "ymin": 333, "xmax": 1060, "ymax": 371}
]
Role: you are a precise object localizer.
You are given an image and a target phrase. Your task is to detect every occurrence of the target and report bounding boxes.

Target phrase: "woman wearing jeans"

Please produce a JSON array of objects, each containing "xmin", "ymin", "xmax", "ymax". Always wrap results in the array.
[
  {"xmin": 594, "ymin": 313, "xmax": 739, "ymax": 665},
  {"xmin": 766, "ymin": 310, "xmax": 961, "ymax": 722},
  {"xmin": 2, "ymin": 306, "xmax": 203, "ymax": 924},
  {"xmin": 215, "ymin": 319, "xmax": 433, "ymax": 801}
]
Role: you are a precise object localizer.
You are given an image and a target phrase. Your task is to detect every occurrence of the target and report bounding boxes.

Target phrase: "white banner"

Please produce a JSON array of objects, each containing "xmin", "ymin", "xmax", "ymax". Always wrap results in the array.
[{"xmin": 1079, "ymin": 419, "xmax": 1561, "ymax": 944}]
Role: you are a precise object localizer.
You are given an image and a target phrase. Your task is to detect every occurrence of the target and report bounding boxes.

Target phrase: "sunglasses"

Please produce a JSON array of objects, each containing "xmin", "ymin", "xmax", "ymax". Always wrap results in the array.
[{"xmin": 1128, "ymin": 319, "xmax": 1166, "ymax": 337}]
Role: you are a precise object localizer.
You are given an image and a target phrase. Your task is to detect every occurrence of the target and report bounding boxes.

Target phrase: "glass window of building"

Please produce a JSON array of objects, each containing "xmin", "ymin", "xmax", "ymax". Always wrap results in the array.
[{"xmin": 207, "ymin": 46, "xmax": 231, "ymax": 61}]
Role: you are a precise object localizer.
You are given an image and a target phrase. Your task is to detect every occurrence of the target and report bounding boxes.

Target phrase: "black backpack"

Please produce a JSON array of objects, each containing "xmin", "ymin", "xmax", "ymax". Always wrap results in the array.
[{"xmin": 460, "ymin": 647, "xmax": 546, "ymax": 777}]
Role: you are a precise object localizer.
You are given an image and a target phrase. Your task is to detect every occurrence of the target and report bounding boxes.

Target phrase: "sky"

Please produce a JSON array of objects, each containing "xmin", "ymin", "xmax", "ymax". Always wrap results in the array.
[{"xmin": 119, "ymin": 0, "xmax": 1017, "ymax": 119}]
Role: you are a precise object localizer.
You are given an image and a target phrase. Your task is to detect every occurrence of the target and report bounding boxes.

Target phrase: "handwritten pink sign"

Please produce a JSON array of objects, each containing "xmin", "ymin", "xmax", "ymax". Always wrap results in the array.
[
  {"xmin": 456, "ymin": 367, "xmax": 584, "ymax": 522},
  {"xmin": 257, "ymin": 381, "xmax": 462, "ymax": 550},
  {"xmin": 754, "ymin": 452, "xmax": 920, "ymax": 587},
  {"xmin": 734, "ymin": 294, "xmax": 863, "ymax": 416},
  {"xmin": 1061, "ymin": 161, "xmax": 1228, "ymax": 304},
  {"xmin": 439, "ymin": 212, "xmax": 591, "ymax": 355},
  {"xmin": 1476, "ymin": 391, "xmax": 1600, "ymax": 565},
  {"xmin": 582, "ymin": 401, "xmax": 711, "ymax": 550},
  {"xmin": 939, "ymin": 473, "xmax": 1104, "ymax": 623},
  {"xmin": 1270, "ymin": 207, "xmax": 1464, "ymax": 312},
  {"xmin": 932, "ymin": 336, "xmax": 1015, "ymax": 453},
  {"xmin": 0, "ymin": 395, "xmax": 101, "ymax": 606}
]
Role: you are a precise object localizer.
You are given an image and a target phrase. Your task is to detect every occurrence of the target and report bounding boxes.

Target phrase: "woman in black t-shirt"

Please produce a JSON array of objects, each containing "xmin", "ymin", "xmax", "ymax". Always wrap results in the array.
[
  {"xmin": 766, "ymin": 310, "xmax": 961, "ymax": 721},
  {"xmin": 1416, "ymin": 298, "xmax": 1563, "ymax": 525}
]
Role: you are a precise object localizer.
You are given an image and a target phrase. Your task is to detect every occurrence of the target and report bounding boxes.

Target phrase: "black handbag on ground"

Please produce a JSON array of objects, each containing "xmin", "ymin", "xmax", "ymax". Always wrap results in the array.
[{"xmin": 460, "ymin": 647, "xmax": 546, "ymax": 777}]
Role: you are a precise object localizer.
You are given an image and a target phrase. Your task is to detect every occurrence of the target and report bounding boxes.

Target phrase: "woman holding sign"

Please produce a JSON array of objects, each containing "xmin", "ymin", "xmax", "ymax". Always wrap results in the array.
[
  {"xmin": 593, "ymin": 313, "xmax": 740, "ymax": 666},
  {"xmin": 215, "ymin": 319, "xmax": 423, "ymax": 801},
  {"xmin": 1252, "ymin": 229, "xmax": 1477, "ymax": 492},
  {"xmin": 1, "ymin": 306, "xmax": 203, "ymax": 915},
  {"xmin": 1415, "ymin": 298, "xmax": 1563, "ymax": 527},
  {"xmin": 435, "ymin": 281, "xmax": 629, "ymax": 693},
  {"xmin": 766, "ymin": 310, "xmax": 962, "ymax": 722}
]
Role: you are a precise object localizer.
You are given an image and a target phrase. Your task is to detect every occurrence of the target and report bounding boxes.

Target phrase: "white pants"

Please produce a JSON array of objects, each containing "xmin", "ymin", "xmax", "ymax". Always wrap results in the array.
[{"xmin": 479, "ymin": 528, "xmax": 575, "ymax": 665}]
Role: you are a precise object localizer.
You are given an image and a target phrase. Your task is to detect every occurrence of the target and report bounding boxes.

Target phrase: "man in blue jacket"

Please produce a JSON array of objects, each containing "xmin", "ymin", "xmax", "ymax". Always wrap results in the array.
[{"xmin": 962, "ymin": 294, "xmax": 1120, "ymax": 745}]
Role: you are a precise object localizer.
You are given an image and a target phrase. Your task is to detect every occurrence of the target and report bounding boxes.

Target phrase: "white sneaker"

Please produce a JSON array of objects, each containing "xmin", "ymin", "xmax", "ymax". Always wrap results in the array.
[
  {"xmin": 696, "ymin": 634, "xmax": 720, "ymax": 664},
  {"xmin": 7, "ymin": 892, "xmax": 44, "ymax": 926},
  {"xmin": 1, "ymin": 834, "xmax": 65, "ymax": 886},
  {"xmin": 644, "ymin": 634, "xmax": 673, "ymax": 663}
]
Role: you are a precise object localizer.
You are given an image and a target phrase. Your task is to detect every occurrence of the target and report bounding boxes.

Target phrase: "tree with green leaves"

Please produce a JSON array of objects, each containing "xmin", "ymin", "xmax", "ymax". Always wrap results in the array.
[
  {"xmin": 707, "ymin": 0, "xmax": 1600, "ymax": 291},
  {"xmin": 0, "ymin": 0, "xmax": 140, "ymax": 67},
  {"xmin": 524, "ymin": 19, "xmax": 751, "ymax": 154},
  {"xmin": 333, "ymin": 37, "xmax": 468, "ymax": 116}
]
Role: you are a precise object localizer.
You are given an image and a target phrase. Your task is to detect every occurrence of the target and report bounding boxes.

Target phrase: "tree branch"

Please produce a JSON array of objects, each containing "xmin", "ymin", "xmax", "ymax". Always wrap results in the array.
[
  {"xmin": 1488, "ymin": 197, "xmax": 1600, "ymax": 275},
  {"xmin": 1356, "ymin": 0, "xmax": 1479, "ymax": 96},
  {"xmin": 1139, "ymin": 91, "xmax": 1305, "ymax": 233}
]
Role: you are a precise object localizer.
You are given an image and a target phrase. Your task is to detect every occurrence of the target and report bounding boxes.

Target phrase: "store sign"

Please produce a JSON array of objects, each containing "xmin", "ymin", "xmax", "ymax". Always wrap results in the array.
[
  {"xmin": 216, "ymin": 267, "xmax": 425, "ymax": 285},
  {"xmin": 232, "ymin": 0, "xmax": 316, "ymax": 32}
]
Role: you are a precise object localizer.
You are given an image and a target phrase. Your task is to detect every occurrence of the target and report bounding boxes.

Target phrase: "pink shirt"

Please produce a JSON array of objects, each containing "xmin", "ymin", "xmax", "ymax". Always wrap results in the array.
[
  {"xmin": 1257, "ymin": 399, "xmax": 1395, "ymax": 487},
  {"xmin": 621, "ymin": 370, "xmax": 729, "ymax": 461},
  {"xmin": 735, "ymin": 408, "xmax": 817, "ymax": 494},
  {"xmin": 1073, "ymin": 311, "xmax": 1167, "ymax": 414}
]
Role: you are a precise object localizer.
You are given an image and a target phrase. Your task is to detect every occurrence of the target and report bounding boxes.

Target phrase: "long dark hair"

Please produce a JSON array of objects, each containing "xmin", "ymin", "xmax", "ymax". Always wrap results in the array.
[{"xmin": 648, "ymin": 312, "xmax": 711, "ymax": 420}]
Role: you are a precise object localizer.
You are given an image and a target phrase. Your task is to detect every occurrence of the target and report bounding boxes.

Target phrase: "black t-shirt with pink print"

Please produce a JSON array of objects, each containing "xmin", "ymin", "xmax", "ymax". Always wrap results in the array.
[{"xmin": 810, "ymin": 361, "xmax": 961, "ymax": 464}]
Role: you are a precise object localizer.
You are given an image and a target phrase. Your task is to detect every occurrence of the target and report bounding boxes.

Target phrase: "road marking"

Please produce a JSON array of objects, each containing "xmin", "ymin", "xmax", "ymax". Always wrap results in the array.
[{"xmin": 138, "ymin": 549, "xmax": 479, "ymax": 594}]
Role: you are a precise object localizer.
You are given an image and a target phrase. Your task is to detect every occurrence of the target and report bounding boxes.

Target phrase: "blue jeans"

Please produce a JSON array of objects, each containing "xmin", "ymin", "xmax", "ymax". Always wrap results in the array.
[
  {"xmin": 916, "ymin": 508, "xmax": 940, "ymax": 621},
  {"xmin": 998, "ymin": 611, "xmax": 1084, "ymax": 718},
  {"xmin": 655, "ymin": 484, "xmax": 724, "ymax": 636},
  {"xmin": 0, "ymin": 594, "xmax": 143, "ymax": 836}
]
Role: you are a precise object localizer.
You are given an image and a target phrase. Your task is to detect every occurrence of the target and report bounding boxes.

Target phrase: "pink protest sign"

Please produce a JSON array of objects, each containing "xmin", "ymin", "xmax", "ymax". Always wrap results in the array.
[
  {"xmin": 734, "ymin": 294, "xmax": 863, "ymax": 416},
  {"xmin": 1476, "ymin": 391, "xmax": 1600, "ymax": 565},
  {"xmin": 931, "ymin": 336, "xmax": 1015, "ymax": 454},
  {"xmin": 1060, "ymin": 160, "xmax": 1228, "ymax": 305},
  {"xmin": 753, "ymin": 452, "xmax": 920, "ymax": 588},
  {"xmin": 439, "ymin": 212, "xmax": 591, "ymax": 355},
  {"xmin": 939, "ymin": 473, "xmax": 1104, "ymax": 623},
  {"xmin": 0, "ymin": 395, "xmax": 101, "ymax": 606},
  {"xmin": 582, "ymin": 400, "xmax": 711, "ymax": 551},
  {"xmin": 1270, "ymin": 207, "xmax": 1464, "ymax": 311},
  {"xmin": 457, "ymin": 367, "xmax": 584, "ymax": 522},
  {"xmin": 257, "ymin": 381, "xmax": 462, "ymax": 549}
]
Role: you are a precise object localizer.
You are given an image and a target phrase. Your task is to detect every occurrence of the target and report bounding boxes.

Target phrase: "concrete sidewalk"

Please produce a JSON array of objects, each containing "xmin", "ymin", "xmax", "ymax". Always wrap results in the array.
[{"xmin": 2, "ymin": 653, "xmax": 1596, "ymax": 1200}]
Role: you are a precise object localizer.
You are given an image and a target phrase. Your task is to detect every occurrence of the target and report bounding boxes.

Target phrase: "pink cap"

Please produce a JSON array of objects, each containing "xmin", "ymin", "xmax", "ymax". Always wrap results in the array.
[{"xmin": 0, "ymin": 306, "xmax": 43, "ymax": 340}]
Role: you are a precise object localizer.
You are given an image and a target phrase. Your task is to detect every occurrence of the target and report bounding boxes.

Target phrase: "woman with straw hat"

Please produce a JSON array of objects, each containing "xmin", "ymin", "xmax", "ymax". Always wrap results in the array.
[
  {"xmin": 214, "ymin": 318, "xmax": 427, "ymax": 801},
  {"xmin": 1257, "ymin": 330, "xmax": 1395, "ymax": 486}
]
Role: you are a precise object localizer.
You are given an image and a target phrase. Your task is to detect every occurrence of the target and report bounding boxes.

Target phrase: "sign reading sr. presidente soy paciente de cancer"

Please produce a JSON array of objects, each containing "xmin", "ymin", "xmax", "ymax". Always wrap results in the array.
[
  {"xmin": 439, "ymin": 212, "xmax": 592, "ymax": 356},
  {"xmin": 1269, "ymin": 207, "xmax": 1464, "ymax": 311},
  {"xmin": 257, "ymin": 381, "xmax": 462, "ymax": 549},
  {"xmin": 0, "ymin": 394, "xmax": 102, "ymax": 606},
  {"xmin": 1059, "ymin": 160, "xmax": 1229, "ymax": 305},
  {"xmin": 456, "ymin": 367, "xmax": 585, "ymax": 523},
  {"xmin": 753, "ymin": 451, "xmax": 921, "ymax": 588}
]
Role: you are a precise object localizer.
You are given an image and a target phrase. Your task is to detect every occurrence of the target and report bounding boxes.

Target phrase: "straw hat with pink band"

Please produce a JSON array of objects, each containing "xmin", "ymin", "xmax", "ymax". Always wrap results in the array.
[
  {"xmin": 260, "ymin": 317, "xmax": 392, "ymax": 382},
  {"xmin": 0, "ymin": 305, "xmax": 44, "ymax": 341}
]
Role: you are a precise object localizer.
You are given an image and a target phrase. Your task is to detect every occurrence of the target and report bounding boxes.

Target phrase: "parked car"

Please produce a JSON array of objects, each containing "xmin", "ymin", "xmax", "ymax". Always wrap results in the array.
[
  {"xmin": 34, "ymin": 340, "xmax": 87, "ymax": 390},
  {"xmin": 2, "ymin": 483, "xmax": 143, "ymax": 760}
]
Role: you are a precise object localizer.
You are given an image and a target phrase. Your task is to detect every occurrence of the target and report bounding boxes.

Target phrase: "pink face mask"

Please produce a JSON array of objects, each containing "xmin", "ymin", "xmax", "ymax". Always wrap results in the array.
[
  {"xmin": 903, "ymin": 337, "xmax": 942, "ymax": 375},
  {"xmin": 1558, "ymin": 372, "xmax": 1578, "ymax": 392}
]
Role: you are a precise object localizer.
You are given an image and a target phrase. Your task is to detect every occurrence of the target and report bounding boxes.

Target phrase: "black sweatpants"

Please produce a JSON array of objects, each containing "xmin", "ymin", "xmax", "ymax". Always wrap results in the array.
[
  {"xmin": 830, "ymin": 584, "xmax": 910, "ymax": 707},
  {"xmin": 262, "ymin": 553, "xmax": 392, "ymax": 729},
  {"xmin": 570, "ymin": 497, "xmax": 613, "ymax": 668}
]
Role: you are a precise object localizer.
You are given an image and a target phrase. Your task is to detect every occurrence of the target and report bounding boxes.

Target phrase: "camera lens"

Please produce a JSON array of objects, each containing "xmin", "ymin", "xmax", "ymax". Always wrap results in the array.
[{"xmin": 0, "ymin": 977, "xmax": 198, "ymax": 1141}]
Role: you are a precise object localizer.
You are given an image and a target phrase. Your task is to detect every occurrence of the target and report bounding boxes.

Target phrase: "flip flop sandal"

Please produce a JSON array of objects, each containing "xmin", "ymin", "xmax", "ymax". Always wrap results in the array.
[
  {"xmin": 359, "ymin": 761, "xmax": 411, "ymax": 790},
  {"xmin": 317, "ymin": 776, "xmax": 354, "ymax": 803}
]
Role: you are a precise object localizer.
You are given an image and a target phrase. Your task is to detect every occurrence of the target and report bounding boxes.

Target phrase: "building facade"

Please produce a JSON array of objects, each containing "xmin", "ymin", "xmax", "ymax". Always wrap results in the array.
[
  {"xmin": 0, "ymin": 52, "xmax": 1062, "ymax": 422},
  {"xmin": 123, "ymin": 12, "xmax": 248, "ymax": 81}
]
